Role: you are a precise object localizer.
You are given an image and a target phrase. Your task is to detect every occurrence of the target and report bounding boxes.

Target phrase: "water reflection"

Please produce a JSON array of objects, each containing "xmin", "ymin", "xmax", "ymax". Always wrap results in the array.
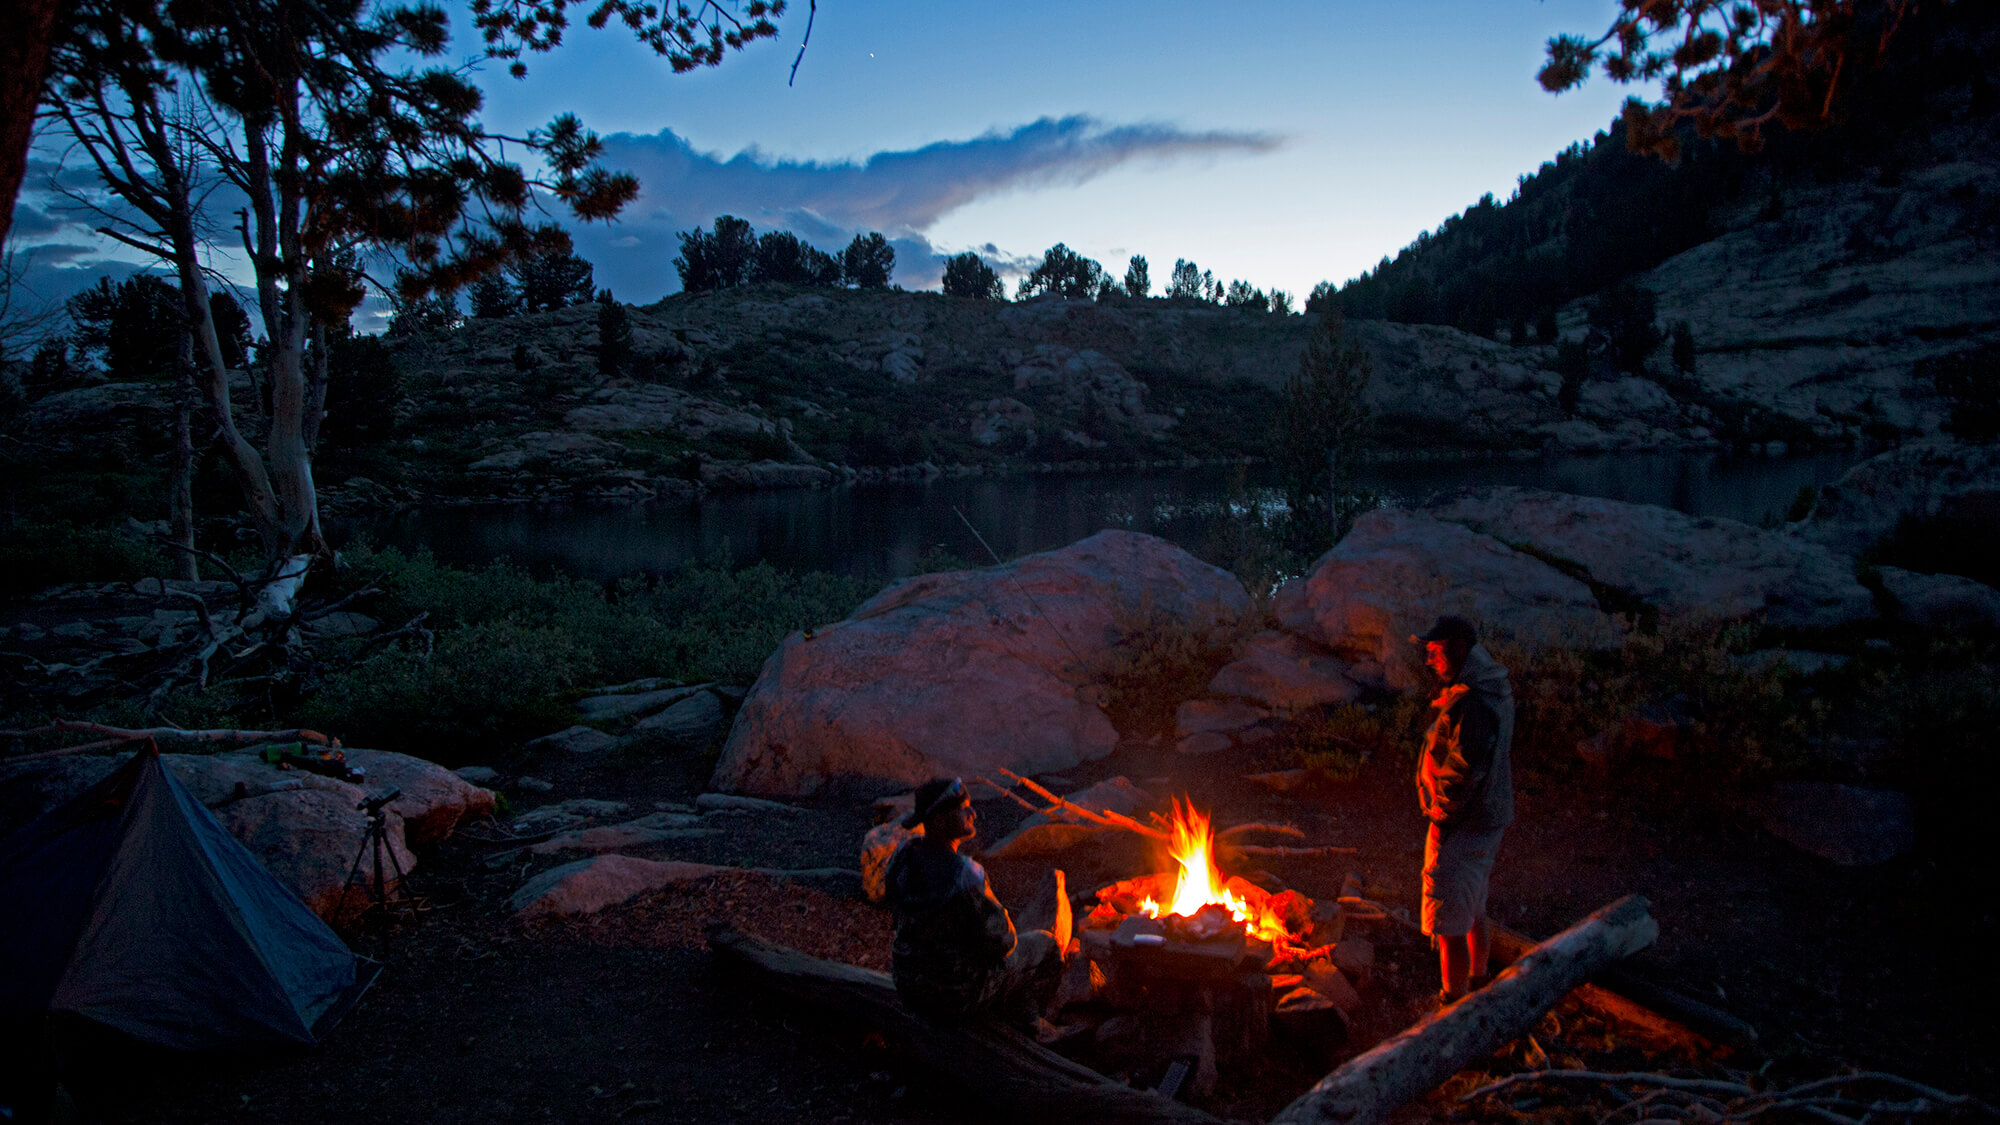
[{"xmin": 333, "ymin": 450, "xmax": 1864, "ymax": 582}]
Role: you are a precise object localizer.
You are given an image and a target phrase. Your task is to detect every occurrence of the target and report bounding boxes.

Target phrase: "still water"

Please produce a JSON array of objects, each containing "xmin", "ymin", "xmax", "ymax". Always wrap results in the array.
[{"xmin": 334, "ymin": 451, "xmax": 1865, "ymax": 582}]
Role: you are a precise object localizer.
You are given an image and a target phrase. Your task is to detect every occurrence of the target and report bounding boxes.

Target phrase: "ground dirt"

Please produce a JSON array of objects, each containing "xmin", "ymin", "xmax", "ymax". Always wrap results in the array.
[{"xmin": 33, "ymin": 729, "xmax": 1995, "ymax": 1124}]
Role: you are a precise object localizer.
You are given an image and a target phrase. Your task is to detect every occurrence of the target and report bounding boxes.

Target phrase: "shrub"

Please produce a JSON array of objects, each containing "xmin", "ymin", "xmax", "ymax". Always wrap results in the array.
[
  {"xmin": 0, "ymin": 521, "xmax": 167, "ymax": 594},
  {"xmin": 1493, "ymin": 618, "xmax": 1821, "ymax": 784},
  {"xmin": 1285, "ymin": 699, "xmax": 1425, "ymax": 780},
  {"xmin": 1094, "ymin": 603, "xmax": 1259, "ymax": 739}
]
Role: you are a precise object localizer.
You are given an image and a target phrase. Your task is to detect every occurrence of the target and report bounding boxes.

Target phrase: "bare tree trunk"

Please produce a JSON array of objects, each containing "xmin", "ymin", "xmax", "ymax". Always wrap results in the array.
[
  {"xmin": 1270, "ymin": 895, "xmax": 1659, "ymax": 1125},
  {"xmin": 0, "ymin": 0, "xmax": 63, "ymax": 247},
  {"xmin": 169, "ymin": 332, "xmax": 197, "ymax": 582}
]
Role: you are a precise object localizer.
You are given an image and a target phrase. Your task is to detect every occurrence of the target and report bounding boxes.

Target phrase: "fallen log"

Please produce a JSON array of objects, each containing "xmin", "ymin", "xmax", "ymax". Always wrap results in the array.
[
  {"xmin": 1487, "ymin": 921, "xmax": 1758, "ymax": 1050},
  {"xmin": 707, "ymin": 925, "xmax": 1221, "ymax": 1125},
  {"xmin": 1270, "ymin": 894, "xmax": 1659, "ymax": 1125}
]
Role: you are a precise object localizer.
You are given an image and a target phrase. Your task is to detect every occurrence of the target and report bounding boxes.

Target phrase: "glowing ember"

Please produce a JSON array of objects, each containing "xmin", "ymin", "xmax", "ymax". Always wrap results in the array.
[{"xmin": 1138, "ymin": 797, "xmax": 1291, "ymax": 944}]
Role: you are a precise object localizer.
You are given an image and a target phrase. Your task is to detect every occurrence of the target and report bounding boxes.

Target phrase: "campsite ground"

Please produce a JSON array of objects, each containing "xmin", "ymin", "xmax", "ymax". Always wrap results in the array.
[{"xmin": 60, "ymin": 734, "xmax": 1995, "ymax": 1124}]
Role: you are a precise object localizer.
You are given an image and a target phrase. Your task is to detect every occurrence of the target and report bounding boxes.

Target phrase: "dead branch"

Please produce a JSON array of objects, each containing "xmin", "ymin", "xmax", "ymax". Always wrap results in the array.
[
  {"xmin": 0, "ymin": 721, "xmax": 333, "ymax": 762},
  {"xmin": 996, "ymin": 767, "xmax": 1168, "ymax": 841},
  {"xmin": 1461, "ymin": 1067, "xmax": 1994, "ymax": 1123},
  {"xmin": 1231, "ymin": 844, "xmax": 1360, "ymax": 858},
  {"xmin": 350, "ymin": 612, "xmax": 433, "ymax": 662},
  {"xmin": 1216, "ymin": 822, "xmax": 1306, "ymax": 844},
  {"xmin": 302, "ymin": 582, "xmax": 380, "ymax": 621},
  {"xmin": 974, "ymin": 776, "xmax": 1044, "ymax": 814},
  {"xmin": 143, "ymin": 536, "xmax": 254, "ymax": 609},
  {"xmin": 1463, "ymin": 1070, "xmax": 1755, "ymax": 1102}
]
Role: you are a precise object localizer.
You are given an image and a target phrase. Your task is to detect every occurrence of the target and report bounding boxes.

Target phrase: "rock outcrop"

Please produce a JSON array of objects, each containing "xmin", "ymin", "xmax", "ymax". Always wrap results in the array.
[
  {"xmin": 1426, "ymin": 487, "xmax": 1876, "ymax": 628},
  {"xmin": 509, "ymin": 855, "xmax": 729, "ymax": 920},
  {"xmin": 1206, "ymin": 630, "xmax": 1362, "ymax": 713},
  {"xmin": 1794, "ymin": 439, "xmax": 2000, "ymax": 556},
  {"xmin": 1275, "ymin": 509, "xmax": 1620, "ymax": 692},
  {"xmin": 1875, "ymin": 566, "xmax": 2000, "ymax": 630},
  {"xmin": 710, "ymin": 530, "xmax": 1252, "ymax": 797}
]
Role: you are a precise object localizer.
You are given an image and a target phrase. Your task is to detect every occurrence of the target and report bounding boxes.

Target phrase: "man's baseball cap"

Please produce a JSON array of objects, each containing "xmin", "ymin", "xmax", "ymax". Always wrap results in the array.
[{"xmin": 1412, "ymin": 615, "xmax": 1477, "ymax": 646}]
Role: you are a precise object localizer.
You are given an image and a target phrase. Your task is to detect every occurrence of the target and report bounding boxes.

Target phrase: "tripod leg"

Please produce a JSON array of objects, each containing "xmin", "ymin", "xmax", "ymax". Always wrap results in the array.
[{"xmin": 336, "ymin": 825, "xmax": 376, "ymax": 921}]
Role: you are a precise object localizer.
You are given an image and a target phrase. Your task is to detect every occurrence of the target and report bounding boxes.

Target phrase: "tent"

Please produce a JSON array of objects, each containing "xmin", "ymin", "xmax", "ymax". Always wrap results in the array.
[{"xmin": 0, "ymin": 746, "xmax": 359, "ymax": 1050}]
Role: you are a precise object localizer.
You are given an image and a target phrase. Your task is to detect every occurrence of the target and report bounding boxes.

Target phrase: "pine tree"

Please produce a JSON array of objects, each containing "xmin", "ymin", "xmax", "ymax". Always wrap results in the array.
[
  {"xmin": 1123, "ymin": 255, "xmax": 1150, "ymax": 299},
  {"xmin": 596, "ymin": 292, "xmax": 633, "ymax": 376},
  {"xmin": 1279, "ymin": 310, "xmax": 1372, "ymax": 547},
  {"xmin": 941, "ymin": 252, "xmax": 1003, "ymax": 299}
]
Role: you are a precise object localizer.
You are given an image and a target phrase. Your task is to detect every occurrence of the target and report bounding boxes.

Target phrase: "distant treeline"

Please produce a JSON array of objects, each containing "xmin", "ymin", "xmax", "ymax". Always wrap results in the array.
[
  {"xmin": 675, "ymin": 216, "xmax": 896, "ymax": 293},
  {"xmin": 665, "ymin": 214, "xmax": 1302, "ymax": 314},
  {"xmin": 1311, "ymin": 0, "xmax": 1995, "ymax": 339}
]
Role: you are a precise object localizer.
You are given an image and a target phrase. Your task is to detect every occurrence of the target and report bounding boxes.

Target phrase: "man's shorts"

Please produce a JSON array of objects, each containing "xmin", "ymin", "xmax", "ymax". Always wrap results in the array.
[{"xmin": 1421, "ymin": 822, "xmax": 1506, "ymax": 937}]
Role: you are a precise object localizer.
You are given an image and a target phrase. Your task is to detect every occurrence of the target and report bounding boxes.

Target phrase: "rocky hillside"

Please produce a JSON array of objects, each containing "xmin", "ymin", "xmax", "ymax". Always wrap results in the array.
[{"xmin": 15, "ymin": 14, "xmax": 1995, "ymax": 514}]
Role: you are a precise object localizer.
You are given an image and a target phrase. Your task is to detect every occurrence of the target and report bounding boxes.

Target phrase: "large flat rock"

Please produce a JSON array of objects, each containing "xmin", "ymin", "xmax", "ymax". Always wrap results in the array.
[
  {"xmin": 1275, "ymin": 508, "xmax": 1619, "ymax": 692},
  {"xmin": 510, "ymin": 855, "xmax": 729, "ymax": 919},
  {"xmin": 710, "ymin": 530, "xmax": 1252, "ymax": 797},
  {"xmin": 1426, "ymin": 487, "xmax": 1875, "ymax": 628},
  {"xmin": 1207, "ymin": 630, "xmax": 1361, "ymax": 712}
]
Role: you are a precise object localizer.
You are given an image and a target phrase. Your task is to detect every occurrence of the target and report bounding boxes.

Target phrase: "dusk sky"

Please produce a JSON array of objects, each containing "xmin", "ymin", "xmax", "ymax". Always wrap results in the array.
[{"xmin": 15, "ymin": 1, "xmax": 1640, "ymax": 317}]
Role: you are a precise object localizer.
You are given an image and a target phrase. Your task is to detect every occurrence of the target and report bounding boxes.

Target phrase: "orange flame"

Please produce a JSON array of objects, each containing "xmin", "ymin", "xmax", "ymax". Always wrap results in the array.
[{"xmin": 1138, "ymin": 797, "xmax": 1289, "ymax": 943}]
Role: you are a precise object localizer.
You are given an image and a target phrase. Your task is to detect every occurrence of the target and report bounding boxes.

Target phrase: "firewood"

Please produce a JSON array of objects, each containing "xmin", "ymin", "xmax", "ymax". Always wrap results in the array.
[
  {"xmin": 706, "ymin": 925, "xmax": 1223, "ymax": 1124},
  {"xmin": 996, "ymin": 768, "xmax": 1168, "ymax": 841},
  {"xmin": 1269, "ymin": 895, "xmax": 1660, "ymax": 1125}
]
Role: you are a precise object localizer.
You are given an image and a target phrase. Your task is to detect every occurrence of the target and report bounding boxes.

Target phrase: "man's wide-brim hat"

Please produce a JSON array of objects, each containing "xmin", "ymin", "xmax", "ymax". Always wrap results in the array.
[
  {"xmin": 902, "ymin": 777, "xmax": 968, "ymax": 830},
  {"xmin": 1412, "ymin": 615, "xmax": 1477, "ymax": 647}
]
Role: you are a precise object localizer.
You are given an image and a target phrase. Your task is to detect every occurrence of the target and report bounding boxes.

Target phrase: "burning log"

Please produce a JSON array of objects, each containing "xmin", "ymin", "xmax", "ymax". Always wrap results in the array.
[
  {"xmin": 1269, "ymin": 894, "xmax": 1660, "ymax": 1125},
  {"xmin": 706, "ymin": 925, "xmax": 1223, "ymax": 1125}
]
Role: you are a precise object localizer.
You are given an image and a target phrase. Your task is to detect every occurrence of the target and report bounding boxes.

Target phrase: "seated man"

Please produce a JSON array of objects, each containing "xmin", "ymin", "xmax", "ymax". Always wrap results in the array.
[{"xmin": 884, "ymin": 777, "xmax": 1068, "ymax": 1023}]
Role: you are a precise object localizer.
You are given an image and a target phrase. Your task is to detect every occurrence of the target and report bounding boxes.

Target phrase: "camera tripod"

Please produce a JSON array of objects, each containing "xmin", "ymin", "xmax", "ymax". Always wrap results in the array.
[{"xmin": 337, "ymin": 787, "xmax": 421, "ymax": 925}]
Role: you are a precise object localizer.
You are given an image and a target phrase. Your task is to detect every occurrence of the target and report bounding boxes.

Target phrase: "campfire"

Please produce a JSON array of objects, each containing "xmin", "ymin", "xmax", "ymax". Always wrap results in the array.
[
  {"xmin": 1136, "ymin": 798, "xmax": 1302, "ymax": 948},
  {"xmin": 1066, "ymin": 796, "xmax": 1360, "ymax": 1099}
]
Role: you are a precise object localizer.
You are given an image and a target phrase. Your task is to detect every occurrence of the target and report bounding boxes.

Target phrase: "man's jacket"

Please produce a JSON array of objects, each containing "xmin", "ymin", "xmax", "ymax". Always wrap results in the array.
[
  {"xmin": 1416, "ymin": 643, "xmax": 1516, "ymax": 832},
  {"xmin": 885, "ymin": 839, "xmax": 1016, "ymax": 1018}
]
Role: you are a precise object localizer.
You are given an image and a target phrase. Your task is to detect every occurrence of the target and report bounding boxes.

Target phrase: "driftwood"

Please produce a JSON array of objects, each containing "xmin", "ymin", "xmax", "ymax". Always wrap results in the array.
[
  {"xmin": 707, "ymin": 925, "xmax": 1222, "ymax": 1125},
  {"xmin": 1270, "ymin": 895, "xmax": 1660, "ymax": 1125}
]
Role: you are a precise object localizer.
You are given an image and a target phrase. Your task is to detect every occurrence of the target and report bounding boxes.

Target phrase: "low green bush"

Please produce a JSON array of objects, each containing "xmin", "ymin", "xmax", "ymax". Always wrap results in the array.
[
  {"xmin": 1094, "ymin": 601, "xmax": 1261, "ymax": 739},
  {"xmin": 290, "ymin": 545, "xmax": 876, "ymax": 759},
  {"xmin": 0, "ymin": 520, "xmax": 168, "ymax": 594},
  {"xmin": 1284, "ymin": 699, "xmax": 1425, "ymax": 780},
  {"xmin": 1494, "ymin": 618, "xmax": 1822, "ymax": 784}
]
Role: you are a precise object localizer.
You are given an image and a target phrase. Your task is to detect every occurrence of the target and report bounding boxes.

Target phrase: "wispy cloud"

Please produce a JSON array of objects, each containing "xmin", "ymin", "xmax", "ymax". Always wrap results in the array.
[
  {"xmin": 571, "ymin": 114, "xmax": 1282, "ymax": 300},
  {"xmin": 8, "ymin": 115, "xmax": 1281, "ymax": 321}
]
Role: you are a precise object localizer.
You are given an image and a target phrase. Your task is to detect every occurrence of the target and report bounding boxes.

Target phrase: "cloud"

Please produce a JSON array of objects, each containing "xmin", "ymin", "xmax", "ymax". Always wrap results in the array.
[{"xmin": 569, "ymin": 114, "xmax": 1281, "ymax": 301}]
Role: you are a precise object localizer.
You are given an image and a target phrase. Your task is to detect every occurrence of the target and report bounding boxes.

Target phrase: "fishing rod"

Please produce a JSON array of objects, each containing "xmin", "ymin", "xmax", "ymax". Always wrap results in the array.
[{"xmin": 952, "ymin": 506, "xmax": 1088, "ymax": 671}]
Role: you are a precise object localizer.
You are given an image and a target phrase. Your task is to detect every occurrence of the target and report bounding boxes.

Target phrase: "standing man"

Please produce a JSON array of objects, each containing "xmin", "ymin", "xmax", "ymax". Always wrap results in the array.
[
  {"xmin": 884, "ymin": 777, "xmax": 1067, "ymax": 1023},
  {"xmin": 1412, "ymin": 615, "xmax": 1515, "ymax": 1005}
]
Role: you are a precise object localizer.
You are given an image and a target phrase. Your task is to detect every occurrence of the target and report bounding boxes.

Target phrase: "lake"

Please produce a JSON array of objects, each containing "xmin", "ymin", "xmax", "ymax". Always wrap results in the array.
[{"xmin": 333, "ymin": 450, "xmax": 1866, "ymax": 581}]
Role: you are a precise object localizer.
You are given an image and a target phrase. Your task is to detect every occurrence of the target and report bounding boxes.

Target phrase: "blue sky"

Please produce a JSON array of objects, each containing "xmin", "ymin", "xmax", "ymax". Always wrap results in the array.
[{"xmin": 11, "ymin": 1, "xmax": 1637, "ymax": 320}]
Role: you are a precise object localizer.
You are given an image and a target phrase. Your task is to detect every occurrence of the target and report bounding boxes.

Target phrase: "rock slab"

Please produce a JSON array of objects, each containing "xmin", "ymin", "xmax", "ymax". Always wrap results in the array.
[
  {"xmin": 1426, "ymin": 487, "xmax": 1875, "ymax": 628},
  {"xmin": 1206, "ymin": 631, "xmax": 1361, "ymax": 712},
  {"xmin": 711, "ymin": 530, "xmax": 1252, "ymax": 797},
  {"xmin": 1758, "ymin": 782, "xmax": 1916, "ymax": 866},
  {"xmin": 1276, "ymin": 508, "xmax": 1619, "ymax": 692},
  {"xmin": 510, "ymin": 854, "xmax": 729, "ymax": 919}
]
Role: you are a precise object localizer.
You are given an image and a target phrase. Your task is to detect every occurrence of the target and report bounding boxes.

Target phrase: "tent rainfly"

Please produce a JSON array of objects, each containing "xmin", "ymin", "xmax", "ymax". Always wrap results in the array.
[{"xmin": 0, "ymin": 746, "xmax": 358, "ymax": 1049}]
